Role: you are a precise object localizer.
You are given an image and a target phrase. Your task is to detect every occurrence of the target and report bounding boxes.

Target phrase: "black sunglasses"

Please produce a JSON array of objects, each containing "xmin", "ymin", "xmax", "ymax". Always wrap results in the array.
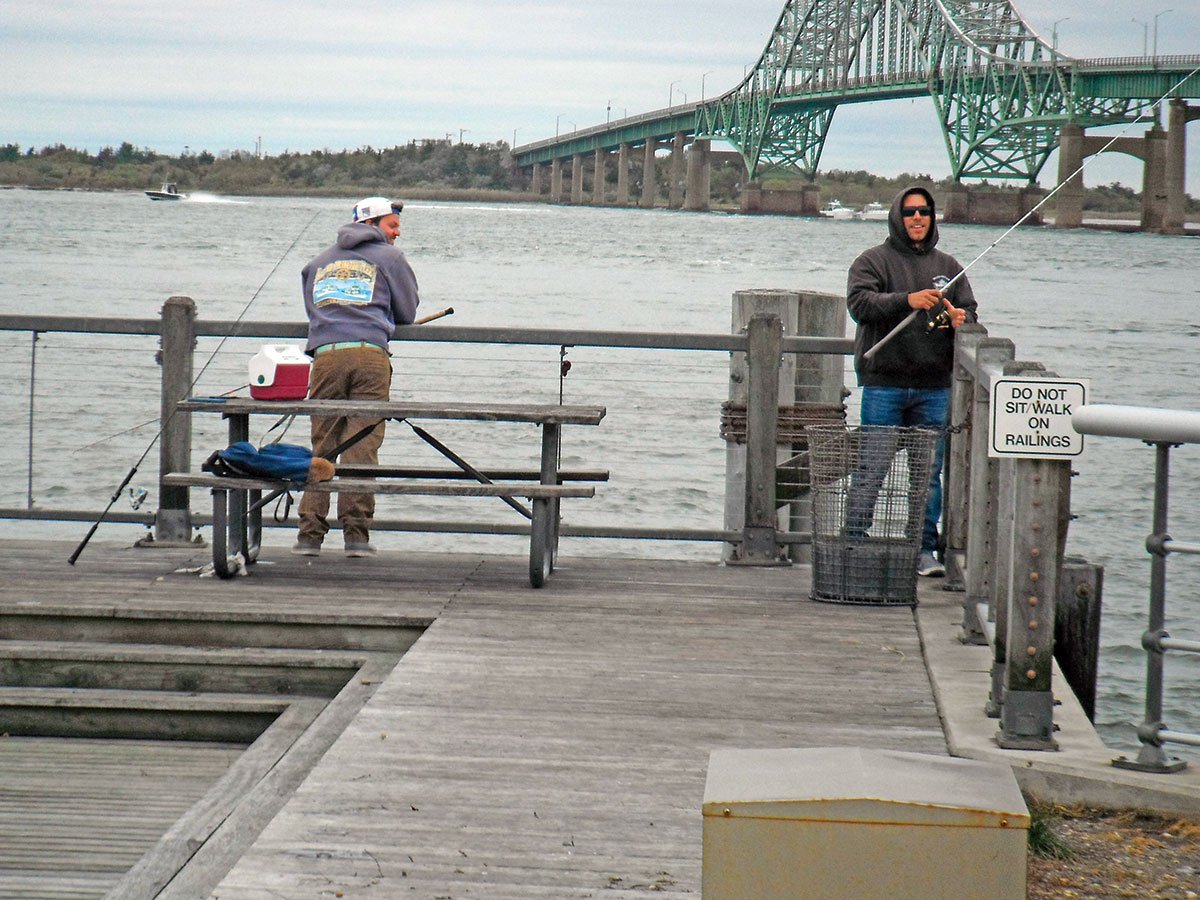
[{"xmin": 901, "ymin": 205, "xmax": 932, "ymax": 218}]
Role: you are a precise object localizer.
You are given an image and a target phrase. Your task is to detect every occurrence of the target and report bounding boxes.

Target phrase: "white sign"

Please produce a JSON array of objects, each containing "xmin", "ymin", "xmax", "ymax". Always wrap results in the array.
[{"xmin": 990, "ymin": 377, "xmax": 1089, "ymax": 459}]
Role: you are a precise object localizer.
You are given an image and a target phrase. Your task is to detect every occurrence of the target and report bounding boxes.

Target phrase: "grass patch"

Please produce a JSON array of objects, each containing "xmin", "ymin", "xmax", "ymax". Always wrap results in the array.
[{"xmin": 1027, "ymin": 803, "xmax": 1074, "ymax": 860}]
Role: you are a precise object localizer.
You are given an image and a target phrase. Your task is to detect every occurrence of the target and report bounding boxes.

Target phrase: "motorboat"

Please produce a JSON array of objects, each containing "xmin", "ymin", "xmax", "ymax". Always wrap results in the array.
[
  {"xmin": 856, "ymin": 201, "xmax": 888, "ymax": 221},
  {"xmin": 819, "ymin": 199, "xmax": 854, "ymax": 220},
  {"xmin": 145, "ymin": 182, "xmax": 185, "ymax": 201}
]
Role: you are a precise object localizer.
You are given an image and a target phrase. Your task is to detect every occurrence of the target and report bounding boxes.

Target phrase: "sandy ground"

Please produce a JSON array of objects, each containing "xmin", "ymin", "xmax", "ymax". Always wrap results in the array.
[{"xmin": 1028, "ymin": 806, "xmax": 1200, "ymax": 898}]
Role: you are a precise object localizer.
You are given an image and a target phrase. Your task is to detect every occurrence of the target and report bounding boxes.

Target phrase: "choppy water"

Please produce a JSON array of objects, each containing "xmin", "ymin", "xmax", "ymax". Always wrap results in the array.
[{"xmin": 1, "ymin": 187, "xmax": 1198, "ymax": 761}]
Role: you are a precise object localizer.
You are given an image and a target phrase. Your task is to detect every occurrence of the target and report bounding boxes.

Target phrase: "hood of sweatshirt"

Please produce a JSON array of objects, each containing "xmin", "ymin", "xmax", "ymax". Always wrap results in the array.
[
  {"xmin": 336, "ymin": 221, "xmax": 388, "ymax": 250},
  {"xmin": 887, "ymin": 186, "xmax": 939, "ymax": 256}
]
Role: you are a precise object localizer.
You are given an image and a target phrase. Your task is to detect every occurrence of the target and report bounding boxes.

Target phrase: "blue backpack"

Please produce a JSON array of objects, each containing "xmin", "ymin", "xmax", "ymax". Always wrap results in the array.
[{"xmin": 202, "ymin": 441, "xmax": 313, "ymax": 484}]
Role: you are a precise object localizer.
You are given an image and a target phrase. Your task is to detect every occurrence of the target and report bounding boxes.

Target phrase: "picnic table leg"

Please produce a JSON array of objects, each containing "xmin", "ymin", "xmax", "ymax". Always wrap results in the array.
[
  {"xmin": 542, "ymin": 423, "xmax": 562, "ymax": 571},
  {"xmin": 210, "ymin": 488, "xmax": 237, "ymax": 580},
  {"xmin": 245, "ymin": 488, "xmax": 262, "ymax": 564},
  {"xmin": 529, "ymin": 497, "xmax": 551, "ymax": 588},
  {"xmin": 225, "ymin": 412, "xmax": 251, "ymax": 564}
]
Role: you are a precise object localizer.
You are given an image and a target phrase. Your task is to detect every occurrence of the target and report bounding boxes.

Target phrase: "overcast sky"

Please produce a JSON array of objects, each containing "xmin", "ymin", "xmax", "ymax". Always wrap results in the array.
[{"xmin": 3, "ymin": 0, "xmax": 1197, "ymax": 190}]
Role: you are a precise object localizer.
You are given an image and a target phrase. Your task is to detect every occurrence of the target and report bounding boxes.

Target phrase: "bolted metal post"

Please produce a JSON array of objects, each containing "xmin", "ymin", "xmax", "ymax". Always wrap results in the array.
[
  {"xmin": 731, "ymin": 312, "xmax": 788, "ymax": 565},
  {"xmin": 997, "ymin": 451, "xmax": 1070, "ymax": 750},
  {"xmin": 989, "ymin": 362, "xmax": 1045, "ymax": 716},
  {"xmin": 155, "ymin": 295, "xmax": 196, "ymax": 544}
]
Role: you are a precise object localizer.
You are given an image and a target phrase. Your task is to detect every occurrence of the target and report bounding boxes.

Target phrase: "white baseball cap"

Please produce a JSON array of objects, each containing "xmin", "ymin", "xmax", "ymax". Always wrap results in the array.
[{"xmin": 352, "ymin": 196, "xmax": 404, "ymax": 221}]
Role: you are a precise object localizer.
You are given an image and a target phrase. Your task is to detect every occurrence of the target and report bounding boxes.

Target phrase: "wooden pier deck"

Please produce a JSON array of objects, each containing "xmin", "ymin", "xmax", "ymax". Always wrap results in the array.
[{"xmin": 0, "ymin": 540, "xmax": 945, "ymax": 898}]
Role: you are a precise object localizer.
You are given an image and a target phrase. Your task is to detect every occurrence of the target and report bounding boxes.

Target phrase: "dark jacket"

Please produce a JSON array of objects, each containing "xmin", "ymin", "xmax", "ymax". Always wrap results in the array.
[
  {"xmin": 846, "ymin": 186, "xmax": 977, "ymax": 388},
  {"xmin": 302, "ymin": 222, "xmax": 420, "ymax": 353}
]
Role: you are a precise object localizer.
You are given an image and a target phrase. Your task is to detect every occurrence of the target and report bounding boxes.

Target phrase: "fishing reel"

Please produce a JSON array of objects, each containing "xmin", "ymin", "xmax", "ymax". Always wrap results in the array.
[{"xmin": 925, "ymin": 304, "xmax": 952, "ymax": 332}]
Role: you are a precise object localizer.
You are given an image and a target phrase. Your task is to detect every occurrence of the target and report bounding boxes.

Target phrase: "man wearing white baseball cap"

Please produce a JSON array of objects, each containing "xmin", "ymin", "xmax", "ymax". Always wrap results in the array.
[{"xmin": 293, "ymin": 196, "xmax": 419, "ymax": 558}]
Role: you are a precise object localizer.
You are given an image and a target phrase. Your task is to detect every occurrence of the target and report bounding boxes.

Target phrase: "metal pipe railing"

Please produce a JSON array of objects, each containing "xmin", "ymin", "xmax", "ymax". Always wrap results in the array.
[{"xmin": 1073, "ymin": 403, "xmax": 1200, "ymax": 772}]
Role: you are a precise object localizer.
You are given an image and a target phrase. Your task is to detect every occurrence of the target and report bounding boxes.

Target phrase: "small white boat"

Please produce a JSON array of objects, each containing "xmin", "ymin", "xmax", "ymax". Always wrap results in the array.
[
  {"xmin": 856, "ymin": 201, "xmax": 888, "ymax": 221},
  {"xmin": 145, "ymin": 182, "xmax": 185, "ymax": 201},
  {"xmin": 819, "ymin": 199, "xmax": 854, "ymax": 220}
]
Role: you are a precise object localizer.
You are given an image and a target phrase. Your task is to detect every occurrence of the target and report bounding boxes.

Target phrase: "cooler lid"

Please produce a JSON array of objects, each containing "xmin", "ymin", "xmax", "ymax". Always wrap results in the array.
[{"xmin": 703, "ymin": 747, "xmax": 1028, "ymax": 829}]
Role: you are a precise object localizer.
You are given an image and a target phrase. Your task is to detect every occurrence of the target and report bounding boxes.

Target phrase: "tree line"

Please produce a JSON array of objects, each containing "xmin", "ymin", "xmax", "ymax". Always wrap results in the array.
[{"xmin": 0, "ymin": 140, "xmax": 1188, "ymax": 213}]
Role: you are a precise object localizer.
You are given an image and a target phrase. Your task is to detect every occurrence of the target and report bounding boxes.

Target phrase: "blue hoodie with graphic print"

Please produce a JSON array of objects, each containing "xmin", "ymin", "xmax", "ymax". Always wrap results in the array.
[
  {"xmin": 846, "ymin": 186, "xmax": 978, "ymax": 388},
  {"xmin": 301, "ymin": 221, "xmax": 419, "ymax": 353}
]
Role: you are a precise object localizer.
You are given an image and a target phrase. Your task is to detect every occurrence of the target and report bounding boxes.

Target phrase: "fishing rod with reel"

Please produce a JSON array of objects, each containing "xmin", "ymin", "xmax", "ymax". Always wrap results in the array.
[{"xmin": 863, "ymin": 65, "xmax": 1200, "ymax": 362}]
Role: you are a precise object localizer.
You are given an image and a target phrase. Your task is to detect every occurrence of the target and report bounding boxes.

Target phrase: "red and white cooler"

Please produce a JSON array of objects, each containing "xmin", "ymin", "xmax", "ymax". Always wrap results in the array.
[{"xmin": 248, "ymin": 345, "xmax": 311, "ymax": 400}]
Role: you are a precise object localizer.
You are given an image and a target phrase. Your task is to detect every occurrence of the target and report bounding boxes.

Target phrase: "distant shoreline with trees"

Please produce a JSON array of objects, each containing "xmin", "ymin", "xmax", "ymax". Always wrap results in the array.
[{"xmin": 2, "ymin": 140, "xmax": 1191, "ymax": 215}]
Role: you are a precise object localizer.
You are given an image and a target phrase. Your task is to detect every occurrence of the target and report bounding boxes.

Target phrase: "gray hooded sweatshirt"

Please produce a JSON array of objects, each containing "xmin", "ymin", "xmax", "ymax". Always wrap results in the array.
[
  {"xmin": 846, "ymin": 186, "xmax": 978, "ymax": 388},
  {"xmin": 302, "ymin": 221, "xmax": 420, "ymax": 353}
]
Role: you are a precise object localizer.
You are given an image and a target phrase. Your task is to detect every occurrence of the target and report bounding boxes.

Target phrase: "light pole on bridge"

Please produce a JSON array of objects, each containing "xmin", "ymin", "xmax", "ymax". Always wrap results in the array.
[
  {"xmin": 606, "ymin": 98, "xmax": 616, "ymax": 125},
  {"xmin": 669, "ymin": 80, "xmax": 680, "ymax": 108},
  {"xmin": 556, "ymin": 114, "xmax": 562, "ymax": 138},
  {"xmin": 1153, "ymin": 9, "xmax": 1174, "ymax": 59},
  {"xmin": 1052, "ymin": 17, "xmax": 1069, "ymax": 55},
  {"xmin": 701, "ymin": 71, "xmax": 712, "ymax": 101}
]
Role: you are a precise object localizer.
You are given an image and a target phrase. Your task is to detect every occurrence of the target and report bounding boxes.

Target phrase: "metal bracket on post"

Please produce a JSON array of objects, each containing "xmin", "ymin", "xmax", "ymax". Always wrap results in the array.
[{"xmin": 729, "ymin": 312, "xmax": 789, "ymax": 566}]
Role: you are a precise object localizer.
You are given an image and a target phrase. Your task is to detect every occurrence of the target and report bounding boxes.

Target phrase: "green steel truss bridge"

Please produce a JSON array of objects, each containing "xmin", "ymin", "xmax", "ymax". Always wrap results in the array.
[{"xmin": 513, "ymin": 0, "xmax": 1200, "ymax": 185}]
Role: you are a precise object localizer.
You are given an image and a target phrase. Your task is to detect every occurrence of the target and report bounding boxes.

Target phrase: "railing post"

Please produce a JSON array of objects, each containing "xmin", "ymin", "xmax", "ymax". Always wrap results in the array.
[
  {"xmin": 1113, "ymin": 441, "xmax": 1188, "ymax": 772},
  {"xmin": 945, "ymin": 324, "xmax": 987, "ymax": 589},
  {"xmin": 961, "ymin": 338, "xmax": 1014, "ymax": 643},
  {"xmin": 988, "ymin": 362, "xmax": 1045, "ymax": 715},
  {"xmin": 730, "ymin": 311, "xmax": 788, "ymax": 565},
  {"xmin": 998, "ymin": 451, "xmax": 1069, "ymax": 750},
  {"xmin": 154, "ymin": 295, "xmax": 195, "ymax": 544}
]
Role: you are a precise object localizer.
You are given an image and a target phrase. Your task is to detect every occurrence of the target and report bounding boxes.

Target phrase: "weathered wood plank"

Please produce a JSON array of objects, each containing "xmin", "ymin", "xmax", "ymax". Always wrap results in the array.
[{"xmin": 0, "ymin": 540, "xmax": 945, "ymax": 899}]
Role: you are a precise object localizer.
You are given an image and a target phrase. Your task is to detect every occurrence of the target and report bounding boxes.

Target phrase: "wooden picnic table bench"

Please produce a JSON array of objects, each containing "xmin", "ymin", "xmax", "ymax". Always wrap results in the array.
[{"xmin": 167, "ymin": 398, "xmax": 607, "ymax": 587}]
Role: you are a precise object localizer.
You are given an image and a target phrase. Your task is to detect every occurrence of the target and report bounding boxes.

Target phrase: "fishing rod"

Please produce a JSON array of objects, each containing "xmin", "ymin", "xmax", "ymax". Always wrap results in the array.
[
  {"xmin": 863, "ymin": 64, "xmax": 1200, "ymax": 361},
  {"xmin": 68, "ymin": 207, "xmax": 323, "ymax": 565}
]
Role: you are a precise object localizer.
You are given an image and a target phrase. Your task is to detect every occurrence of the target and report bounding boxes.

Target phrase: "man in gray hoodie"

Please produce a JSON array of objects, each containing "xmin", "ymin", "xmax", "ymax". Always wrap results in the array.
[
  {"xmin": 846, "ymin": 186, "xmax": 977, "ymax": 576},
  {"xmin": 293, "ymin": 197, "xmax": 420, "ymax": 558}
]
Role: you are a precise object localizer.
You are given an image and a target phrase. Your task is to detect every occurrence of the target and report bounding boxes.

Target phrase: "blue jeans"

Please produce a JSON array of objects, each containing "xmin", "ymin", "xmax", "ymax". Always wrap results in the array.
[{"xmin": 851, "ymin": 386, "xmax": 949, "ymax": 554}]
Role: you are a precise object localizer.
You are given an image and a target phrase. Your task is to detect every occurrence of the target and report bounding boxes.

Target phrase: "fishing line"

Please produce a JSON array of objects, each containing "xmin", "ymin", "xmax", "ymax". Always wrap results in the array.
[
  {"xmin": 864, "ymin": 64, "xmax": 1200, "ymax": 361},
  {"xmin": 68, "ymin": 206, "xmax": 324, "ymax": 564}
]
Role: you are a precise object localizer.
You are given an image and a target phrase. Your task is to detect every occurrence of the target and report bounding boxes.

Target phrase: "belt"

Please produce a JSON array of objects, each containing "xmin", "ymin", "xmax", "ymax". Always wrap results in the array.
[{"xmin": 314, "ymin": 341, "xmax": 379, "ymax": 355}]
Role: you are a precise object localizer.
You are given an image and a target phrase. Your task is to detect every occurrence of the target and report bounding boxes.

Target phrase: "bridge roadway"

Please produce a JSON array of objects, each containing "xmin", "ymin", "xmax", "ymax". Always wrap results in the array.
[
  {"xmin": 3, "ymin": 539, "xmax": 1199, "ymax": 897},
  {"xmin": 512, "ymin": 56, "xmax": 1200, "ymax": 232}
]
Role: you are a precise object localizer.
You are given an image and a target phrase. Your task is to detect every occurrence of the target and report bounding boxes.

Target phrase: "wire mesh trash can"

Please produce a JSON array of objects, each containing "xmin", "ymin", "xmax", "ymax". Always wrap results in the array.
[{"xmin": 805, "ymin": 424, "xmax": 939, "ymax": 606}]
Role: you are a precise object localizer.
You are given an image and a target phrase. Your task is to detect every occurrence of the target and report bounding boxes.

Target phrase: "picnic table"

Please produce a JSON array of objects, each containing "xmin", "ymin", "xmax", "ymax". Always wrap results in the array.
[{"xmin": 163, "ymin": 398, "xmax": 607, "ymax": 587}]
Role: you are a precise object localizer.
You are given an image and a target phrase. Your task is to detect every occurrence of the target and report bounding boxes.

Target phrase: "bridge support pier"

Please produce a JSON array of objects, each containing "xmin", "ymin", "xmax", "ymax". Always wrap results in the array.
[
  {"xmin": 740, "ymin": 181, "xmax": 822, "ymax": 216},
  {"xmin": 1141, "ymin": 125, "xmax": 1168, "ymax": 232},
  {"xmin": 529, "ymin": 163, "xmax": 543, "ymax": 196},
  {"xmin": 570, "ymin": 154, "xmax": 584, "ymax": 204},
  {"xmin": 550, "ymin": 159, "xmax": 563, "ymax": 203},
  {"xmin": 615, "ymin": 143, "xmax": 631, "ymax": 206},
  {"xmin": 685, "ymin": 138, "xmax": 711, "ymax": 212},
  {"xmin": 593, "ymin": 149, "xmax": 606, "ymax": 205},
  {"xmin": 669, "ymin": 133, "xmax": 686, "ymax": 209},
  {"xmin": 641, "ymin": 142, "xmax": 658, "ymax": 207},
  {"xmin": 1163, "ymin": 100, "xmax": 1198, "ymax": 234},
  {"xmin": 1057, "ymin": 118, "xmax": 1191, "ymax": 232},
  {"xmin": 942, "ymin": 183, "xmax": 1045, "ymax": 226}
]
